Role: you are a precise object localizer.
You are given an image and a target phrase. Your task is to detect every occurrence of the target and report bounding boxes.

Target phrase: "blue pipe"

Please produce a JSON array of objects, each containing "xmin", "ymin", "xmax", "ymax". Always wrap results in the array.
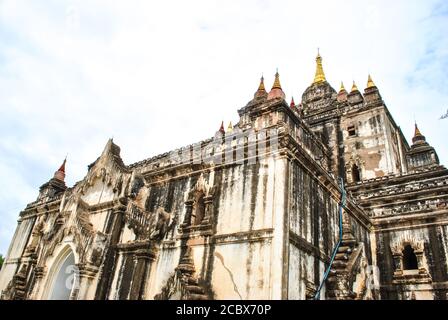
[{"xmin": 313, "ymin": 178, "xmax": 346, "ymax": 300}]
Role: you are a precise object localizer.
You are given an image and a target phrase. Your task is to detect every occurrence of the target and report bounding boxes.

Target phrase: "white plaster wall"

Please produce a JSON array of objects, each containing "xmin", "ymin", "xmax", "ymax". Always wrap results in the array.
[
  {"xmin": 89, "ymin": 210, "xmax": 109, "ymax": 233},
  {"xmin": 215, "ymin": 156, "xmax": 276, "ymax": 235},
  {"xmin": 120, "ymin": 224, "xmax": 136, "ymax": 243},
  {"xmin": 288, "ymin": 249, "xmax": 321, "ymax": 300},
  {"xmin": 143, "ymin": 154, "xmax": 286, "ymax": 300},
  {"xmin": 145, "ymin": 246, "xmax": 181, "ymax": 299},
  {"xmin": 81, "ymin": 179, "xmax": 115, "ymax": 206},
  {"xmin": 0, "ymin": 217, "xmax": 35, "ymax": 293},
  {"xmin": 6, "ymin": 218, "xmax": 34, "ymax": 260},
  {"xmin": 212, "ymin": 241, "xmax": 271, "ymax": 299},
  {"xmin": 287, "ymin": 245, "xmax": 303, "ymax": 299},
  {"xmin": 108, "ymin": 253, "xmax": 124, "ymax": 299}
]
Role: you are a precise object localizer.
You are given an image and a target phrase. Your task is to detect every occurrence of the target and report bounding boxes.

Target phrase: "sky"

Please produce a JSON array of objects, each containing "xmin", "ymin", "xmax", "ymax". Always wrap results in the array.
[{"xmin": 0, "ymin": 0, "xmax": 447, "ymax": 255}]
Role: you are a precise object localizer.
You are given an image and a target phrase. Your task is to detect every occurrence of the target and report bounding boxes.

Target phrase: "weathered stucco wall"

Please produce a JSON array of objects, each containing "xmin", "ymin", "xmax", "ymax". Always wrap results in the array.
[
  {"xmin": 108, "ymin": 153, "xmax": 287, "ymax": 300},
  {"xmin": 341, "ymin": 106, "xmax": 404, "ymax": 182},
  {"xmin": 287, "ymin": 158, "xmax": 373, "ymax": 299},
  {"xmin": 375, "ymin": 225, "xmax": 448, "ymax": 300},
  {"xmin": 348, "ymin": 166, "xmax": 448, "ymax": 300},
  {"xmin": 0, "ymin": 217, "xmax": 35, "ymax": 292}
]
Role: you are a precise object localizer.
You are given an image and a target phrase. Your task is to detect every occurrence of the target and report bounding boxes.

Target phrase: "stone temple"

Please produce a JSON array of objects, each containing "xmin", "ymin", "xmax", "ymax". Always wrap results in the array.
[{"xmin": 1, "ymin": 53, "xmax": 447, "ymax": 300}]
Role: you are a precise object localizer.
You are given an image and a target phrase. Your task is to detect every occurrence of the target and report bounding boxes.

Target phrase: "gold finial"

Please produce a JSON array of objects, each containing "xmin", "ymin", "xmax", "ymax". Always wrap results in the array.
[
  {"xmin": 313, "ymin": 51, "xmax": 326, "ymax": 84},
  {"xmin": 412, "ymin": 122, "xmax": 427, "ymax": 145},
  {"xmin": 272, "ymin": 70, "xmax": 282, "ymax": 89},
  {"xmin": 339, "ymin": 81, "xmax": 346, "ymax": 92},
  {"xmin": 414, "ymin": 123, "xmax": 422, "ymax": 137},
  {"xmin": 257, "ymin": 75, "xmax": 266, "ymax": 92},
  {"xmin": 351, "ymin": 81, "xmax": 359, "ymax": 92},
  {"xmin": 227, "ymin": 121, "xmax": 233, "ymax": 132},
  {"xmin": 367, "ymin": 74, "xmax": 376, "ymax": 88}
]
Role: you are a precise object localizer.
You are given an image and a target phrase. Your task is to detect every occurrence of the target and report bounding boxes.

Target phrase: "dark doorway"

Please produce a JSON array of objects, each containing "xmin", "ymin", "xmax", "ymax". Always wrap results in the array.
[
  {"xmin": 193, "ymin": 193, "xmax": 205, "ymax": 225},
  {"xmin": 403, "ymin": 245, "xmax": 418, "ymax": 270},
  {"xmin": 352, "ymin": 164, "xmax": 361, "ymax": 183}
]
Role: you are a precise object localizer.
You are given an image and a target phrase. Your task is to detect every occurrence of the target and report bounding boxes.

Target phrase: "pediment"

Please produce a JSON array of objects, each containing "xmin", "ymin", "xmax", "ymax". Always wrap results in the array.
[{"xmin": 75, "ymin": 139, "xmax": 131, "ymax": 204}]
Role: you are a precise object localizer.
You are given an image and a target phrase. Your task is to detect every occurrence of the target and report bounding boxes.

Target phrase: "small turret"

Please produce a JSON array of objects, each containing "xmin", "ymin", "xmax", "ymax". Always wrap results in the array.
[
  {"xmin": 364, "ymin": 74, "xmax": 382, "ymax": 104},
  {"xmin": 219, "ymin": 121, "xmax": 225, "ymax": 134},
  {"xmin": 267, "ymin": 70, "xmax": 286, "ymax": 100},
  {"xmin": 412, "ymin": 123, "xmax": 426, "ymax": 146},
  {"xmin": 407, "ymin": 123, "xmax": 439, "ymax": 171},
  {"xmin": 366, "ymin": 74, "xmax": 376, "ymax": 89},
  {"xmin": 254, "ymin": 75, "xmax": 267, "ymax": 100},
  {"xmin": 347, "ymin": 81, "xmax": 364, "ymax": 105},
  {"xmin": 337, "ymin": 81, "xmax": 348, "ymax": 102},
  {"xmin": 38, "ymin": 158, "xmax": 68, "ymax": 201},
  {"xmin": 54, "ymin": 158, "xmax": 66, "ymax": 181}
]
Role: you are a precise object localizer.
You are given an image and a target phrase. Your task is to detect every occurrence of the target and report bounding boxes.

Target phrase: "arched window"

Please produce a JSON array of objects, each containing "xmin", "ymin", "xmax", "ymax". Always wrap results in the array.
[
  {"xmin": 192, "ymin": 193, "xmax": 205, "ymax": 226},
  {"xmin": 46, "ymin": 248, "xmax": 77, "ymax": 300},
  {"xmin": 402, "ymin": 245, "xmax": 418, "ymax": 270},
  {"xmin": 352, "ymin": 164, "xmax": 361, "ymax": 183}
]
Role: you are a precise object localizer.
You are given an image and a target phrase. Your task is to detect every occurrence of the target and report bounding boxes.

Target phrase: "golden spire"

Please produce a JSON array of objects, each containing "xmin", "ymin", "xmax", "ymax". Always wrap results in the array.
[
  {"xmin": 257, "ymin": 75, "xmax": 266, "ymax": 92},
  {"xmin": 412, "ymin": 122, "xmax": 427, "ymax": 145},
  {"xmin": 272, "ymin": 69, "xmax": 282, "ymax": 89},
  {"xmin": 339, "ymin": 81, "xmax": 346, "ymax": 92},
  {"xmin": 313, "ymin": 50, "xmax": 327, "ymax": 84},
  {"xmin": 367, "ymin": 74, "xmax": 376, "ymax": 88},
  {"xmin": 227, "ymin": 121, "xmax": 233, "ymax": 132},
  {"xmin": 414, "ymin": 123, "xmax": 422, "ymax": 137},
  {"xmin": 351, "ymin": 81, "xmax": 359, "ymax": 92}
]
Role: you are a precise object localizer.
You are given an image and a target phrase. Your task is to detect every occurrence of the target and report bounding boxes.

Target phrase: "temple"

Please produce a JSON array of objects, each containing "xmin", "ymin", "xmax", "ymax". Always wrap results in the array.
[{"xmin": 1, "ymin": 53, "xmax": 447, "ymax": 300}]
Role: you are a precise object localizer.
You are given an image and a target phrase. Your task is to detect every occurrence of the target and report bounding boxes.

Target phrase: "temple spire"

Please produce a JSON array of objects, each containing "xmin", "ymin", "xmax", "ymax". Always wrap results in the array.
[
  {"xmin": 258, "ymin": 75, "xmax": 266, "ymax": 92},
  {"xmin": 337, "ymin": 81, "xmax": 348, "ymax": 102},
  {"xmin": 313, "ymin": 50, "xmax": 327, "ymax": 84},
  {"xmin": 227, "ymin": 121, "xmax": 233, "ymax": 132},
  {"xmin": 414, "ymin": 123, "xmax": 423, "ymax": 137},
  {"xmin": 219, "ymin": 121, "xmax": 225, "ymax": 133},
  {"xmin": 351, "ymin": 81, "xmax": 359, "ymax": 92},
  {"xmin": 272, "ymin": 69, "xmax": 282, "ymax": 90},
  {"xmin": 290, "ymin": 97, "xmax": 296, "ymax": 108},
  {"xmin": 254, "ymin": 74, "xmax": 268, "ymax": 99},
  {"xmin": 412, "ymin": 122, "xmax": 427, "ymax": 145},
  {"xmin": 54, "ymin": 158, "xmax": 66, "ymax": 181},
  {"xmin": 267, "ymin": 70, "xmax": 286, "ymax": 100},
  {"xmin": 367, "ymin": 74, "xmax": 376, "ymax": 88}
]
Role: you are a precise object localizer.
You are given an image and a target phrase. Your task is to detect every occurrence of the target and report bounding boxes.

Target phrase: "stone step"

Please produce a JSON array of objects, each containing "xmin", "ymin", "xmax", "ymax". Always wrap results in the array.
[
  {"xmin": 337, "ymin": 246, "xmax": 352, "ymax": 253},
  {"xmin": 335, "ymin": 253, "xmax": 349, "ymax": 260},
  {"xmin": 186, "ymin": 285, "xmax": 205, "ymax": 294},
  {"xmin": 331, "ymin": 261, "xmax": 348, "ymax": 269},
  {"xmin": 189, "ymin": 293, "xmax": 209, "ymax": 300},
  {"xmin": 187, "ymin": 277, "xmax": 199, "ymax": 285},
  {"xmin": 341, "ymin": 238, "xmax": 357, "ymax": 246}
]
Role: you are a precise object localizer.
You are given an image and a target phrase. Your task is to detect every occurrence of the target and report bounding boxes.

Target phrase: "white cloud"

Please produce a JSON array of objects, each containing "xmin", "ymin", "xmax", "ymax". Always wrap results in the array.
[{"xmin": 0, "ymin": 0, "xmax": 447, "ymax": 253}]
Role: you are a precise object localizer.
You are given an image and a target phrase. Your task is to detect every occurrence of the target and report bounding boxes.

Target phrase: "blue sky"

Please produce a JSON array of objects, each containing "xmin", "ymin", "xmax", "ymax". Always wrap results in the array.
[{"xmin": 0, "ymin": 0, "xmax": 447, "ymax": 254}]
